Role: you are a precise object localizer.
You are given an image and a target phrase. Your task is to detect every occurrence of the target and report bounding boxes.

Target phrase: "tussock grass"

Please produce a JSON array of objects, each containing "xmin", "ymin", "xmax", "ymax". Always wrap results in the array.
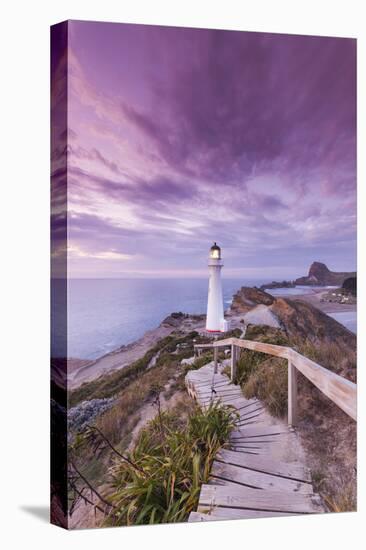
[
  {"xmin": 243, "ymin": 357, "xmax": 288, "ymax": 416},
  {"xmin": 323, "ymin": 483, "xmax": 356, "ymax": 512},
  {"xmin": 188, "ymin": 353, "xmax": 213, "ymax": 371},
  {"xmin": 105, "ymin": 402, "xmax": 238, "ymax": 525},
  {"xmin": 234, "ymin": 325, "xmax": 290, "ymax": 416}
]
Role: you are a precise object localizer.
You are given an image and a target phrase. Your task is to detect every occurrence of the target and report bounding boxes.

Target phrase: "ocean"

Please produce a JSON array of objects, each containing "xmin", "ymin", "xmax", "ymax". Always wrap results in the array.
[
  {"xmin": 51, "ymin": 278, "xmax": 356, "ymax": 360},
  {"xmin": 56, "ymin": 278, "xmax": 260, "ymax": 359}
]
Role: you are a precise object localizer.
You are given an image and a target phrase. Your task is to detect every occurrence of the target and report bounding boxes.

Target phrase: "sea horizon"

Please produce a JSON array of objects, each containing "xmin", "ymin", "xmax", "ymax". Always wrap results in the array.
[{"xmin": 51, "ymin": 277, "xmax": 356, "ymax": 361}]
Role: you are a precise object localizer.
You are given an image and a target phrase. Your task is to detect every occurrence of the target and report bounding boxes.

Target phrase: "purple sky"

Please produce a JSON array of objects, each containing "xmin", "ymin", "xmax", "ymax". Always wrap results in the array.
[{"xmin": 54, "ymin": 21, "xmax": 356, "ymax": 279}]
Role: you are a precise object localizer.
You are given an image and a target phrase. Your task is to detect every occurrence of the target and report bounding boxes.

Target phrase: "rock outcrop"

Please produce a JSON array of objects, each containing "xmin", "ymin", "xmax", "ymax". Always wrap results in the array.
[
  {"xmin": 231, "ymin": 285, "xmax": 356, "ymax": 352},
  {"xmin": 242, "ymin": 304, "xmax": 281, "ymax": 329},
  {"xmin": 231, "ymin": 286, "xmax": 274, "ymax": 314},
  {"xmin": 295, "ymin": 262, "xmax": 355, "ymax": 287},
  {"xmin": 342, "ymin": 277, "xmax": 357, "ymax": 297}
]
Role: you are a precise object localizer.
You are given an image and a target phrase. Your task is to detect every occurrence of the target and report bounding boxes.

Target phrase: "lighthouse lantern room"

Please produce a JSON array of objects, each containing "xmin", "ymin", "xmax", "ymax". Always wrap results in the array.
[{"xmin": 206, "ymin": 242, "xmax": 229, "ymax": 333}]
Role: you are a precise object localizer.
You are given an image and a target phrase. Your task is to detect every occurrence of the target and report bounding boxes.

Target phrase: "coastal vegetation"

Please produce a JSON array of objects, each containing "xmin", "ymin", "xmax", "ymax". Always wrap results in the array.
[
  {"xmin": 69, "ymin": 331, "xmax": 200, "ymax": 407},
  {"xmin": 106, "ymin": 402, "xmax": 238, "ymax": 525},
  {"xmin": 69, "ymin": 400, "xmax": 238, "ymax": 526}
]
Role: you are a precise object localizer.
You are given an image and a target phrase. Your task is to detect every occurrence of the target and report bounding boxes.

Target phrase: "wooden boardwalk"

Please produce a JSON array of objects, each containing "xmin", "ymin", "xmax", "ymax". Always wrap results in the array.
[{"xmin": 185, "ymin": 362, "xmax": 324, "ymax": 522}]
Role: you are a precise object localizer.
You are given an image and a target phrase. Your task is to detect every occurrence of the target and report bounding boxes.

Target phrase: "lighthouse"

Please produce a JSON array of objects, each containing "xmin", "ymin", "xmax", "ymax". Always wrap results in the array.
[{"xmin": 206, "ymin": 242, "xmax": 229, "ymax": 333}]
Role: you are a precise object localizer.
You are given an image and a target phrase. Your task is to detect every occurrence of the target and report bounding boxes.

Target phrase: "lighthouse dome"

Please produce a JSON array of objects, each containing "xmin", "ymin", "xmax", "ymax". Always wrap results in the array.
[{"xmin": 210, "ymin": 242, "xmax": 221, "ymax": 259}]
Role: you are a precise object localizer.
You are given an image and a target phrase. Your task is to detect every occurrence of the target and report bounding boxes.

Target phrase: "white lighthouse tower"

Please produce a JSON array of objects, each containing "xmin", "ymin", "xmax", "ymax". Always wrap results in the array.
[{"xmin": 206, "ymin": 242, "xmax": 229, "ymax": 333}]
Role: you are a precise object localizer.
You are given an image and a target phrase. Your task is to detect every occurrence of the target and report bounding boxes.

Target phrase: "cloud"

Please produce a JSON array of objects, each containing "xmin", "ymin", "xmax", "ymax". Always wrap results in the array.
[
  {"xmin": 68, "ymin": 244, "xmax": 132, "ymax": 261},
  {"xmin": 60, "ymin": 23, "xmax": 356, "ymax": 277}
]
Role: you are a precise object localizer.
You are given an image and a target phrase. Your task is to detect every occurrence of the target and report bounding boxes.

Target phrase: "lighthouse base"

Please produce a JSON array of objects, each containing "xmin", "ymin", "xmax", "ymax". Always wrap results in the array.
[{"xmin": 205, "ymin": 319, "xmax": 230, "ymax": 333}]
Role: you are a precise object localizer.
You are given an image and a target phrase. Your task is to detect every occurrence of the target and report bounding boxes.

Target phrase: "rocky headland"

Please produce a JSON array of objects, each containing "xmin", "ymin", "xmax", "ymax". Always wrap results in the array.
[
  {"xmin": 295, "ymin": 261, "xmax": 356, "ymax": 286},
  {"xmin": 261, "ymin": 261, "xmax": 356, "ymax": 290}
]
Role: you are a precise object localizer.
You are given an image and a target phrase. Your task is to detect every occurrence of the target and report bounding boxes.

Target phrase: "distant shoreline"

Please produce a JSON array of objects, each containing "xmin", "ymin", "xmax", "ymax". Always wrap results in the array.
[
  {"xmin": 67, "ymin": 286, "xmax": 356, "ymax": 390},
  {"xmin": 275, "ymin": 288, "xmax": 357, "ymax": 314}
]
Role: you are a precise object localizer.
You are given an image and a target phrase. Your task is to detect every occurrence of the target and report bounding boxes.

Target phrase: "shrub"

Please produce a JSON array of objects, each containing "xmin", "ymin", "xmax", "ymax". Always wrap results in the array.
[
  {"xmin": 105, "ymin": 402, "xmax": 238, "ymax": 525},
  {"xmin": 188, "ymin": 353, "xmax": 213, "ymax": 371}
]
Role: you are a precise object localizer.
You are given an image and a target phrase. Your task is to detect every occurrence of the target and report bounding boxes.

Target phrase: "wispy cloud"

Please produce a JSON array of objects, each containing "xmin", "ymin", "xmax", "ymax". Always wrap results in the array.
[{"xmin": 52, "ymin": 22, "xmax": 356, "ymax": 278}]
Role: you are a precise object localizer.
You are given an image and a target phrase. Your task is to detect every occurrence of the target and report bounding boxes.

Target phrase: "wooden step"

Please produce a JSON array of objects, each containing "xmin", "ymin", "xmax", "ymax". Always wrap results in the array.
[
  {"xmin": 230, "ymin": 425, "xmax": 290, "ymax": 438},
  {"xmin": 185, "ymin": 363, "xmax": 324, "ymax": 522},
  {"xmin": 199, "ymin": 484, "xmax": 322, "ymax": 514},
  {"xmin": 189, "ymin": 508, "xmax": 298, "ymax": 522},
  {"xmin": 210, "ymin": 461, "xmax": 313, "ymax": 494},
  {"xmin": 201, "ymin": 396, "xmax": 252, "ymax": 407},
  {"xmin": 216, "ymin": 449, "xmax": 311, "ymax": 481},
  {"xmin": 198, "ymin": 388, "xmax": 243, "ymax": 397}
]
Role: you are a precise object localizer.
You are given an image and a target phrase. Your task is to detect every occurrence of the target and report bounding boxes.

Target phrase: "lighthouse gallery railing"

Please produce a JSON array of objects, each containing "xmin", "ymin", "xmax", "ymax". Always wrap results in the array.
[{"xmin": 194, "ymin": 337, "xmax": 357, "ymax": 426}]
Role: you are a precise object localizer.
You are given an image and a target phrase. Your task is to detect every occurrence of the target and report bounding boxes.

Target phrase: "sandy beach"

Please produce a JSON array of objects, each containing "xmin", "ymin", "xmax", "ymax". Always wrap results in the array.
[
  {"xmin": 68, "ymin": 314, "xmax": 207, "ymax": 390},
  {"xmin": 282, "ymin": 288, "xmax": 357, "ymax": 314}
]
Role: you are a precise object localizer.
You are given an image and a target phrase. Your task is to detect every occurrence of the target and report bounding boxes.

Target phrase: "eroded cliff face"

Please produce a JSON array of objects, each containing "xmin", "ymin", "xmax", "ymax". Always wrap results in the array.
[
  {"xmin": 231, "ymin": 287, "xmax": 356, "ymax": 379},
  {"xmin": 230, "ymin": 286, "xmax": 274, "ymax": 314},
  {"xmin": 295, "ymin": 262, "xmax": 356, "ymax": 286}
]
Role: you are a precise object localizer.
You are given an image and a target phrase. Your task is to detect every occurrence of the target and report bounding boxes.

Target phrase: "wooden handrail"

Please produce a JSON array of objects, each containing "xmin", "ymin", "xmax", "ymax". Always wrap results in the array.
[
  {"xmin": 289, "ymin": 349, "xmax": 357, "ymax": 421},
  {"xmin": 194, "ymin": 337, "xmax": 357, "ymax": 424}
]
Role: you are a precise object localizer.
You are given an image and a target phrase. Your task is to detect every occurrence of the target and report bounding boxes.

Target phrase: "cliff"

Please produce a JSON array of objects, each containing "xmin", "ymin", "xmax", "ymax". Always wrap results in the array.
[
  {"xmin": 295, "ymin": 262, "xmax": 356, "ymax": 286},
  {"xmin": 231, "ymin": 286, "xmax": 274, "ymax": 313},
  {"xmin": 231, "ymin": 286, "xmax": 356, "ymax": 363}
]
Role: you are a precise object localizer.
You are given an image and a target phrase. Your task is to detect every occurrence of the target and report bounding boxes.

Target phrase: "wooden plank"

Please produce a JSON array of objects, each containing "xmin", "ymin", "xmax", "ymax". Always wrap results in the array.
[
  {"xmin": 235, "ymin": 399, "xmax": 261, "ymax": 410},
  {"xmin": 190, "ymin": 509, "xmax": 297, "ymax": 521},
  {"xmin": 199, "ymin": 484, "xmax": 323, "ymax": 514},
  {"xmin": 194, "ymin": 382, "xmax": 230, "ymax": 390},
  {"xmin": 197, "ymin": 387, "xmax": 235, "ymax": 395},
  {"xmin": 229, "ymin": 443, "xmax": 266, "ymax": 450},
  {"xmin": 237, "ymin": 411, "xmax": 266, "ymax": 423},
  {"xmin": 212, "ymin": 338, "xmax": 235, "ymax": 348},
  {"xmin": 230, "ymin": 425, "xmax": 290, "ymax": 438},
  {"xmin": 239, "ymin": 406, "xmax": 265, "ymax": 418},
  {"xmin": 237, "ymin": 425, "xmax": 267, "ymax": 432},
  {"xmin": 215, "ymin": 449, "xmax": 312, "ymax": 482},
  {"xmin": 210, "ymin": 462, "xmax": 313, "ymax": 494},
  {"xmin": 195, "ymin": 382, "xmax": 233, "ymax": 391},
  {"xmin": 288, "ymin": 360, "xmax": 298, "ymax": 426},
  {"xmin": 290, "ymin": 350, "xmax": 357, "ymax": 421},
  {"xmin": 198, "ymin": 388, "xmax": 243, "ymax": 397},
  {"xmin": 226, "ymin": 449, "xmax": 261, "ymax": 456},
  {"xmin": 232, "ymin": 338, "xmax": 290, "ymax": 359},
  {"xmin": 202, "ymin": 397, "xmax": 251, "ymax": 408},
  {"xmin": 230, "ymin": 440, "xmax": 279, "ymax": 448}
]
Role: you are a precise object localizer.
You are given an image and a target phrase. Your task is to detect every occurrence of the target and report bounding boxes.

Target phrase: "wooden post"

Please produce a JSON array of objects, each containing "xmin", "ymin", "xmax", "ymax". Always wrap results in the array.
[
  {"xmin": 214, "ymin": 347, "xmax": 218, "ymax": 374},
  {"xmin": 231, "ymin": 345, "xmax": 237, "ymax": 382},
  {"xmin": 288, "ymin": 360, "xmax": 298, "ymax": 427}
]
